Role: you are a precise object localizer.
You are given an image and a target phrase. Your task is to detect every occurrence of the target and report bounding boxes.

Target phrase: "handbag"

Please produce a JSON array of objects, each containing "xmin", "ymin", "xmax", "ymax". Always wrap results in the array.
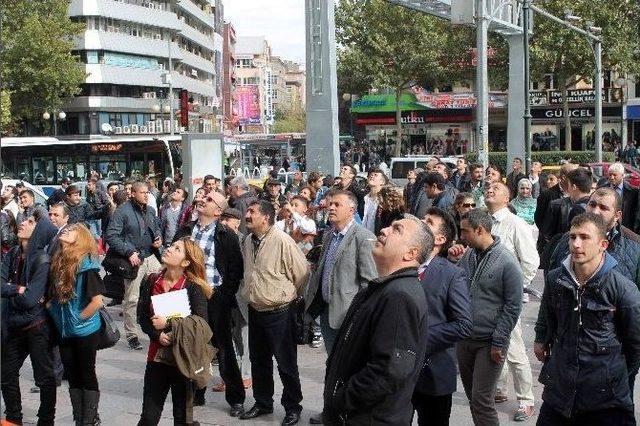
[
  {"xmin": 97, "ymin": 306, "xmax": 121, "ymax": 350},
  {"xmin": 103, "ymin": 273, "xmax": 125, "ymax": 300},
  {"xmin": 102, "ymin": 249, "xmax": 139, "ymax": 280}
]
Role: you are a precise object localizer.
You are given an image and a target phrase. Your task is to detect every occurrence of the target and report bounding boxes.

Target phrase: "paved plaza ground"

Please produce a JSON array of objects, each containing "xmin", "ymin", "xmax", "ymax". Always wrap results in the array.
[{"xmin": 11, "ymin": 272, "xmax": 640, "ymax": 425}]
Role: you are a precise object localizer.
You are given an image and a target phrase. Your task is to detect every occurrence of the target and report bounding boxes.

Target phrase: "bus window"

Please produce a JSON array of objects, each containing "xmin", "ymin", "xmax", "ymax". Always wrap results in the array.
[
  {"xmin": 16, "ymin": 158, "xmax": 31, "ymax": 182},
  {"xmin": 391, "ymin": 161, "xmax": 415, "ymax": 180},
  {"xmin": 416, "ymin": 161, "xmax": 429, "ymax": 169},
  {"xmin": 32, "ymin": 156, "xmax": 54, "ymax": 184}
]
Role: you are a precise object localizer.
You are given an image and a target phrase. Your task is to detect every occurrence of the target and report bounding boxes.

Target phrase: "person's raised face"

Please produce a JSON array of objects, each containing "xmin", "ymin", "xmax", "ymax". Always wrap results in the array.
[
  {"xmin": 512, "ymin": 159, "xmax": 522, "ymax": 172},
  {"xmin": 125, "ymin": 183, "xmax": 133, "ymax": 197},
  {"xmin": 268, "ymin": 183, "xmax": 281, "ymax": 197},
  {"xmin": 87, "ymin": 181, "xmax": 96, "ymax": 193},
  {"xmin": 293, "ymin": 171, "xmax": 302, "ymax": 183},
  {"xmin": 435, "ymin": 164, "xmax": 448, "ymax": 178},
  {"xmin": 456, "ymin": 197, "xmax": 476, "ymax": 216},
  {"xmin": 407, "ymin": 170, "xmax": 416, "ymax": 180},
  {"xmin": 131, "ymin": 184, "xmax": 149, "ymax": 205},
  {"xmin": 372, "ymin": 218, "xmax": 420, "ymax": 270},
  {"xmin": 608, "ymin": 169, "xmax": 624, "ymax": 187},
  {"xmin": 546, "ymin": 174, "xmax": 559, "ymax": 188},
  {"xmin": 367, "ymin": 172, "xmax": 385, "ymax": 188},
  {"xmin": 2, "ymin": 186, "xmax": 15, "ymax": 202},
  {"xmin": 49, "ymin": 205, "xmax": 69, "ymax": 229},
  {"xmin": 532, "ymin": 162, "xmax": 542, "ymax": 174},
  {"xmin": 340, "ymin": 166, "xmax": 354, "ymax": 180},
  {"xmin": 518, "ymin": 184, "xmax": 532, "ymax": 198},
  {"xmin": 472, "ymin": 167, "xmax": 484, "ymax": 182},
  {"xmin": 245, "ymin": 204, "xmax": 269, "ymax": 232},
  {"xmin": 197, "ymin": 191, "xmax": 224, "ymax": 218},
  {"xmin": 587, "ymin": 193, "xmax": 620, "ymax": 231},
  {"xmin": 68, "ymin": 192, "xmax": 81, "ymax": 206},
  {"xmin": 195, "ymin": 188, "xmax": 206, "ymax": 202},
  {"xmin": 311, "ymin": 177, "xmax": 323, "ymax": 190},
  {"xmin": 17, "ymin": 216, "xmax": 37, "ymax": 240},
  {"xmin": 484, "ymin": 183, "xmax": 510, "ymax": 208},
  {"xmin": 569, "ymin": 222, "xmax": 608, "ymax": 265},
  {"xmin": 300, "ymin": 187, "xmax": 312, "ymax": 201},
  {"xmin": 19, "ymin": 192, "xmax": 34, "ymax": 209},
  {"xmin": 423, "ymin": 214, "xmax": 446, "ymax": 249},
  {"xmin": 327, "ymin": 194, "xmax": 355, "ymax": 225},
  {"xmin": 457, "ymin": 159, "xmax": 467, "ymax": 172},
  {"xmin": 486, "ymin": 168, "xmax": 501, "ymax": 183},
  {"xmin": 162, "ymin": 240, "xmax": 188, "ymax": 268},
  {"xmin": 290, "ymin": 198, "xmax": 307, "ymax": 215},
  {"xmin": 171, "ymin": 188, "xmax": 186, "ymax": 203},
  {"xmin": 58, "ymin": 224, "xmax": 80, "ymax": 245}
]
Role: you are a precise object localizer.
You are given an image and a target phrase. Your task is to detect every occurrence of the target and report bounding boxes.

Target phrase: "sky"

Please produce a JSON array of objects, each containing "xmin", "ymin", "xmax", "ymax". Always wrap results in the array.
[{"xmin": 223, "ymin": 0, "xmax": 306, "ymax": 64}]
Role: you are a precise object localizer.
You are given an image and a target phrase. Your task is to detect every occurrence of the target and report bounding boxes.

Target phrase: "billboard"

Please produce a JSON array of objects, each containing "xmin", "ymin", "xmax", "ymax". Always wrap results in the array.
[{"xmin": 237, "ymin": 85, "xmax": 261, "ymax": 125}]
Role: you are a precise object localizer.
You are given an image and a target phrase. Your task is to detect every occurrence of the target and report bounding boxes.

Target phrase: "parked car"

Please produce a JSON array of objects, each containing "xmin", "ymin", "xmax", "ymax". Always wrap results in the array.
[{"xmin": 587, "ymin": 162, "xmax": 640, "ymax": 188}]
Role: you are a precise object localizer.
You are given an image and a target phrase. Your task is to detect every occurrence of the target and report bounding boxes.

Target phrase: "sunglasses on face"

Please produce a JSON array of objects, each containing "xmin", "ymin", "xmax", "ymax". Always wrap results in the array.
[{"xmin": 462, "ymin": 203, "xmax": 476, "ymax": 208}]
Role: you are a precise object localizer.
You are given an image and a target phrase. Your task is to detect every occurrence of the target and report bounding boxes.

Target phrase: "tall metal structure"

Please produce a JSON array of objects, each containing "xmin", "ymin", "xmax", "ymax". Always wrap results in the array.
[{"xmin": 305, "ymin": 0, "xmax": 340, "ymax": 176}]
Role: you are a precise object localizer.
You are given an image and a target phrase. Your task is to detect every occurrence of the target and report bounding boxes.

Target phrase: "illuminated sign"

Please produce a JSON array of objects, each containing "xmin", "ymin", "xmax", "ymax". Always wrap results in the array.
[{"xmin": 91, "ymin": 144, "xmax": 123, "ymax": 152}]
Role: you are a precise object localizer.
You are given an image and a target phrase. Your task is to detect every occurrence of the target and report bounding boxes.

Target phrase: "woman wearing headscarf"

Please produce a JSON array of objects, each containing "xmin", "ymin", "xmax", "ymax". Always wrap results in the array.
[{"xmin": 510, "ymin": 178, "xmax": 537, "ymax": 226}]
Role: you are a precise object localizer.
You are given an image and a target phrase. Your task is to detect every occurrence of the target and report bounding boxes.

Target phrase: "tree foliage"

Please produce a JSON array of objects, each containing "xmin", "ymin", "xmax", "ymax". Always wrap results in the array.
[
  {"xmin": 529, "ymin": 0, "xmax": 640, "ymax": 149},
  {"xmin": 273, "ymin": 106, "xmax": 306, "ymax": 133},
  {"xmin": 1, "ymin": 0, "xmax": 86, "ymax": 134}
]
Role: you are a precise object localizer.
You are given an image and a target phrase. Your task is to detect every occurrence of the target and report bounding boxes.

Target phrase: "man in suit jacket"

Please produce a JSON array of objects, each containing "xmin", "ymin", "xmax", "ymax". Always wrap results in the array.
[
  {"xmin": 413, "ymin": 208, "xmax": 472, "ymax": 425},
  {"xmin": 603, "ymin": 162, "xmax": 640, "ymax": 233},
  {"xmin": 306, "ymin": 189, "xmax": 377, "ymax": 424}
]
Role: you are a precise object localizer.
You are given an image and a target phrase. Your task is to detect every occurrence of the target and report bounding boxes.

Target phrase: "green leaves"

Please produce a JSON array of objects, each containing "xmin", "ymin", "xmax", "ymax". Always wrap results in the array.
[{"xmin": 1, "ymin": 0, "xmax": 86, "ymax": 134}]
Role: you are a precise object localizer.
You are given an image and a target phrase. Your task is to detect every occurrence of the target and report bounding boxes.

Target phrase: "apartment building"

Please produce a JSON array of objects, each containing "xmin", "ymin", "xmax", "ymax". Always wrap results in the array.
[
  {"xmin": 221, "ymin": 21, "xmax": 237, "ymax": 133},
  {"xmin": 65, "ymin": 0, "xmax": 224, "ymax": 135}
]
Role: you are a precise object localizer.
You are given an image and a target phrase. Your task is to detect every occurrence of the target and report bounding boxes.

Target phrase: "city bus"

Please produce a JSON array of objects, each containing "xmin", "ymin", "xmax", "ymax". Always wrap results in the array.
[{"xmin": 1, "ymin": 135, "xmax": 182, "ymax": 195}]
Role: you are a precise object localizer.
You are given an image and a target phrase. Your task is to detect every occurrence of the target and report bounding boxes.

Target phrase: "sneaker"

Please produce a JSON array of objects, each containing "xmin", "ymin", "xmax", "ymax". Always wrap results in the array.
[
  {"xmin": 310, "ymin": 336, "xmax": 323, "ymax": 348},
  {"xmin": 494, "ymin": 392, "xmax": 508, "ymax": 403},
  {"xmin": 128, "ymin": 337, "xmax": 143, "ymax": 350},
  {"xmin": 522, "ymin": 293, "xmax": 530, "ymax": 303},
  {"xmin": 514, "ymin": 404, "xmax": 534, "ymax": 421}
]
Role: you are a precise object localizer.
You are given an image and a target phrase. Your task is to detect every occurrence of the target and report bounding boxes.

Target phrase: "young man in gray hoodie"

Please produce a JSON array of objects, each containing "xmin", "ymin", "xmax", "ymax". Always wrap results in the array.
[{"xmin": 453, "ymin": 209, "xmax": 523, "ymax": 426}]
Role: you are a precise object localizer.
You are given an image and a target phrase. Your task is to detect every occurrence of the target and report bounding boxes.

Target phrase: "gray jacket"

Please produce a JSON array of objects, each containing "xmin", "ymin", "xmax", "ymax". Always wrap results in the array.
[
  {"xmin": 105, "ymin": 200, "xmax": 160, "ymax": 259},
  {"xmin": 458, "ymin": 237, "xmax": 523, "ymax": 348},
  {"xmin": 306, "ymin": 223, "xmax": 378, "ymax": 329}
]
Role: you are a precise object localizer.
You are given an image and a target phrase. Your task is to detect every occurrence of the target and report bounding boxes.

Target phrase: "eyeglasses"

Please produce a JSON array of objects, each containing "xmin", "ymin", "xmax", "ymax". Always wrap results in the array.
[
  {"xmin": 205, "ymin": 196, "xmax": 223, "ymax": 210},
  {"xmin": 462, "ymin": 203, "xmax": 476, "ymax": 208}
]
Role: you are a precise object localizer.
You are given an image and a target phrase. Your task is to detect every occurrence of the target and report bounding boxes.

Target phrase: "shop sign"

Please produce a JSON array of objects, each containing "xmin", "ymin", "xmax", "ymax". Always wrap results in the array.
[
  {"xmin": 411, "ymin": 88, "xmax": 507, "ymax": 109},
  {"xmin": 542, "ymin": 88, "xmax": 623, "ymax": 104},
  {"xmin": 529, "ymin": 91, "xmax": 548, "ymax": 106},
  {"xmin": 400, "ymin": 112, "xmax": 425, "ymax": 124},
  {"xmin": 91, "ymin": 143, "xmax": 123, "ymax": 153},
  {"xmin": 532, "ymin": 106, "xmax": 621, "ymax": 119}
]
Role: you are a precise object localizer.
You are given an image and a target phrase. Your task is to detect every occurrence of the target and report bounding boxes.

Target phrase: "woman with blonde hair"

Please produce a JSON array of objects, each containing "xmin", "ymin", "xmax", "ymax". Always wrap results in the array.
[
  {"xmin": 374, "ymin": 186, "xmax": 406, "ymax": 235},
  {"xmin": 137, "ymin": 237, "xmax": 211, "ymax": 425},
  {"xmin": 48, "ymin": 223, "xmax": 105, "ymax": 425}
]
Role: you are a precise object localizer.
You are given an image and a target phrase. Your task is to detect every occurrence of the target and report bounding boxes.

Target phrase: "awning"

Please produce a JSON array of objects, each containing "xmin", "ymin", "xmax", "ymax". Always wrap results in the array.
[{"xmin": 350, "ymin": 93, "xmax": 428, "ymax": 113}]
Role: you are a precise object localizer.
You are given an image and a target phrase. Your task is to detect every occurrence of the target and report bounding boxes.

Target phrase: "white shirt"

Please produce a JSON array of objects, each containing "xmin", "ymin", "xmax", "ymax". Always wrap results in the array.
[
  {"xmin": 275, "ymin": 212, "xmax": 317, "ymax": 235},
  {"xmin": 362, "ymin": 194, "xmax": 379, "ymax": 233},
  {"xmin": 491, "ymin": 206, "xmax": 539, "ymax": 285}
]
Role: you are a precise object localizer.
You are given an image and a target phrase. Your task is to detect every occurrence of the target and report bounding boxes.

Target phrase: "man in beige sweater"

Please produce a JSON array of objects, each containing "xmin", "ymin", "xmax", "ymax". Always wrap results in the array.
[{"xmin": 239, "ymin": 200, "xmax": 309, "ymax": 426}]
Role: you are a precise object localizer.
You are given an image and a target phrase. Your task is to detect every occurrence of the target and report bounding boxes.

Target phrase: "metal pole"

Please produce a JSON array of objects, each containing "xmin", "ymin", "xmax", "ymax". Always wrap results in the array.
[
  {"xmin": 476, "ymin": 0, "xmax": 489, "ymax": 169},
  {"xmin": 523, "ymin": 0, "xmax": 532, "ymax": 175},
  {"xmin": 594, "ymin": 38, "xmax": 602, "ymax": 162},
  {"xmin": 168, "ymin": 38, "xmax": 175, "ymax": 135}
]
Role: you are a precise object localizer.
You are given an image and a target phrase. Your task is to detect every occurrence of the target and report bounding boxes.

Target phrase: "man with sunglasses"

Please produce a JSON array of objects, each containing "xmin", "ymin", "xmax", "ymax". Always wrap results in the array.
[{"xmin": 175, "ymin": 190, "xmax": 245, "ymax": 416}]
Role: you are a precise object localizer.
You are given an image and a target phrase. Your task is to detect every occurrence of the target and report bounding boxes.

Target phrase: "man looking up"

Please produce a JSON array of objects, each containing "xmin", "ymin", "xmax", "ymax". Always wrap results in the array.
[
  {"xmin": 534, "ymin": 213, "xmax": 640, "ymax": 424},
  {"xmin": 338, "ymin": 165, "xmax": 365, "ymax": 216},
  {"xmin": 16, "ymin": 189, "xmax": 47, "ymax": 225},
  {"xmin": 361, "ymin": 169, "xmax": 387, "ymax": 234},
  {"xmin": 323, "ymin": 216, "xmax": 430, "ymax": 425},
  {"xmin": 424, "ymin": 172, "xmax": 455, "ymax": 211}
]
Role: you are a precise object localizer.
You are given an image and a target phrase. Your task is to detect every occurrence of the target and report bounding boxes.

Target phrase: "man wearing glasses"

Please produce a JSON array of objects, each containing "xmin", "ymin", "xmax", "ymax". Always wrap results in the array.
[
  {"xmin": 175, "ymin": 190, "xmax": 245, "ymax": 416},
  {"xmin": 105, "ymin": 181, "xmax": 162, "ymax": 351}
]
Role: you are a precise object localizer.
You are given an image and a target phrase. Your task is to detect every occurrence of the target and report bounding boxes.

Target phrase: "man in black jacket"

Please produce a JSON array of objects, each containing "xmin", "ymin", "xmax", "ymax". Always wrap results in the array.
[
  {"xmin": 534, "ymin": 213, "xmax": 640, "ymax": 423},
  {"xmin": 413, "ymin": 208, "xmax": 472, "ymax": 426},
  {"xmin": 338, "ymin": 165, "xmax": 365, "ymax": 217},
  {"xmin": 1, "ymin": 211, "xmax": 58, "ymax": 426},
  {"xmin": 64, "ymin": 185, "xmax": 95, "ymax": 227},
  {"xmin": 105, "ymin": 181, "xmax": 162, "ymax": 351},
  {"xmin": 174, "ymin": 190, "xmax": 245, "ymax": 416},
  {"xmin": 602, "ymin": 162, "xmax": 640, "ymax": 233},
  {"xmin": 323, "ymin": 215, "xmax": 430, "ymax": 425}
]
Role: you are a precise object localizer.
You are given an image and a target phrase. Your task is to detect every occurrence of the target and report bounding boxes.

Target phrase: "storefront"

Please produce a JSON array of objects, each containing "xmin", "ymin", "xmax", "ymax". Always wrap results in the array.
[
  {"xmin": 627, "ymin": 104, "xmax": 640, "ymax": 143},
  {"xmin": 351, "ymin": 90, "xmax": 507, "ymax": 155}
]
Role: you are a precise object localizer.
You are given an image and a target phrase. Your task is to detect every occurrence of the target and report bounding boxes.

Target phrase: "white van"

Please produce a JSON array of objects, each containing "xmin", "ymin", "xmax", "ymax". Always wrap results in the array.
[{"xmin": 389, "ymin": 156, "xmax": 460, "ymax": 186}]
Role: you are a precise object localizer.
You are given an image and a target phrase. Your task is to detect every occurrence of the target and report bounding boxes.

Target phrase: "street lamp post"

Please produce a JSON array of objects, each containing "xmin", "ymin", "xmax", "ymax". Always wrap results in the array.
[
  {"xmin": 522, "ymin": 0, "xmax": 532, "ymax": 175},
  {"xmin": 615, "ymin": 76, "xmax": 627, "ymax": 147},
  {"xmin": 42, "ymin": 111, "xmax": 66, "ymax": 136}
]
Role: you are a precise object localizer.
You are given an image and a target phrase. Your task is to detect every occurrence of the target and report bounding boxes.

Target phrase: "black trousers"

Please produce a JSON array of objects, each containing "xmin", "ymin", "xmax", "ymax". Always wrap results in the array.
[
  {"xmin": 1, "ymin": 321, "xmax": 57, "ymax": 425},
  {"xmin": 412, "ymin": 392, "xmax": 453, "ymax": 426},
  {"xmin": 537, "ymin": 402, "xmax": 636, "ymax": 426},
  {"xmin": 138, "ymin": 362, "xmax": 194, "ymax": 426},
  {"xmin": 210, "ymin": 293, "xmax": 245, "ymax": 406},
  {"xmin": 248, "ymin": 305, "xmax": 302, "ymax": 414},
  {"xmin": 59, "ymin": 329, "xmax": 100, "ymax": 391}
]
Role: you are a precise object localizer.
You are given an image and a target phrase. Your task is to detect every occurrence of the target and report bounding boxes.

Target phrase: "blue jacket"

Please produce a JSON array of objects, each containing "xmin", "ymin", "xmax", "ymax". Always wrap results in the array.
[
  {"xmin": 415, "ymin": 256, "xmax": 472, "ymax": 396},
  {"xmin": 48, "ymin": 256, "xmax": 102, "ymax": 338},
  {"xmin": 1, "ymin": 216, "xmax": 57, "ymax": 330},
  {"xmin": 535, "ymin": 253, "xmax": 640, "ymax": 417}
]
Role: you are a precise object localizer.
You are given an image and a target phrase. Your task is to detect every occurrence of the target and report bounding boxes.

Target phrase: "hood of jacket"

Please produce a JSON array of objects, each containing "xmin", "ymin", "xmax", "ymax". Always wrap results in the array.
[
  {"xmin": 26, "ymin": 216, "xmax": 57, "ymax": 260},
  {"xmin": 561, "ymin": 251, "xmax": 618, "ymax": 287}
]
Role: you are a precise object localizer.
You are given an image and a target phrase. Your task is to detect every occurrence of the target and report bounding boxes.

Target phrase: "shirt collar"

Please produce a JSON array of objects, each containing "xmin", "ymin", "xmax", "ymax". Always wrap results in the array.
[
  {"xmin": 195, "ymin": 219, "xmax": 217, "ymax": 233},
  {"xmin": 491, "ymin": 206, "xmax": 511, "ymax": 222},
  {"xmin": 418, "ymin": 254, "xmax": 436, "ymax": 275},
  {"xmin": 333, "ymin": 219, "xmax": 355, "ymax": 237}
]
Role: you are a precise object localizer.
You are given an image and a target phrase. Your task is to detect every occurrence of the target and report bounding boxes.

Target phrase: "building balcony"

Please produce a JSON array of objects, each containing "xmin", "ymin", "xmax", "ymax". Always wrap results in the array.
[
  {"xmin": 63, "ymin": 96, "xmax": 180, "ymax": 113},
  {"xmin": 179, "ymin": 21, "xmax": 214, "ymax": 52},
  {"xmin": 176, "ymin": 0, "xmax": 214, "ymax": 28},
  {"xmin": 85, "ymin": 64, "xmax": 167, "ymax": 87},
  {"xmin": 69, "ymin": 0, "xmax": 181, "ymax": 30},
  {"xmin": 180, "ymin": 49, "xmax": 215, "ymax": 75},
  {"xmin": 173, "ymin": 73, "xmax": 216, "ymax": 97},
  {"xmin": 78, "ymin": 30, "xmax": 183, "ymax": 61}
]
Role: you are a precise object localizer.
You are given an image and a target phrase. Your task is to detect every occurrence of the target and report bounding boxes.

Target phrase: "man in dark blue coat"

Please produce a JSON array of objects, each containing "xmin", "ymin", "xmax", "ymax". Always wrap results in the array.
[{"xmin": 413, "ymin": 208, "xmax": 472, "ymax": 425}]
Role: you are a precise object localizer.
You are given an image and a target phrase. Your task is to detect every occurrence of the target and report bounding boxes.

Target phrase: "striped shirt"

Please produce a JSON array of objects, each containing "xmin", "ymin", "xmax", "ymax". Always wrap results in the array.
[{"xmin": 192, "ymin": 221, "xmax": 222, "ymax": 288}]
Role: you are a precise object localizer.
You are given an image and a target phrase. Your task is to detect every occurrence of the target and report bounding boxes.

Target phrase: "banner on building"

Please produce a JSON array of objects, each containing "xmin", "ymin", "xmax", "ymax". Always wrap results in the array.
[
  {"xmin": 411, "ymin": 88, "xmax": 507, "ymax": 109},
  {"xmin": 237, "ymin": 85, "xmax": 261, "ymax": 125}
]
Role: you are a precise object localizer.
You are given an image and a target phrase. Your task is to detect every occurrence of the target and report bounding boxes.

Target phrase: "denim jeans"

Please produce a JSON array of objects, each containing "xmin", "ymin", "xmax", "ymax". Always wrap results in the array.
[{"xmin": 320, "ymin": 308, "xmax": 339, "ymax": 354}]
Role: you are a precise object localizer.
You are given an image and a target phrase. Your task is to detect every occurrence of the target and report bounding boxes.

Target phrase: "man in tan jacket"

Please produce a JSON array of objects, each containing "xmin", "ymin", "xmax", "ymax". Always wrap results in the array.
[{"xmin": 239, "ymin": 200, "xmax": 309, "ymax": 426}]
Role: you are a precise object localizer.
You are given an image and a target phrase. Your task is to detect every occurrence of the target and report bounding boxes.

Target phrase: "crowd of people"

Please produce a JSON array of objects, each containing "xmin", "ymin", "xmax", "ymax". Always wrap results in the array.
[{"xmin": 1, "ymin": 153, "xmax": 640, "ymax": 426}]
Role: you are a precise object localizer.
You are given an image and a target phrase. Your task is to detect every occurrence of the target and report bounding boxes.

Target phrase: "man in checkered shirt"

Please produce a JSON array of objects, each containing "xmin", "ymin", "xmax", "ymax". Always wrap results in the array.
[{"xmin": 175, "ymin": 190, "xmax": 246, "ymax": 417}]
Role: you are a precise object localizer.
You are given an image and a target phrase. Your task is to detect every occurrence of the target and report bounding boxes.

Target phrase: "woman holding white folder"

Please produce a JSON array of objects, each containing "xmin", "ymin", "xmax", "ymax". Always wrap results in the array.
[{"xmin": 137, "ymin": 237, "xmax": 212, "ymax": 425}]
